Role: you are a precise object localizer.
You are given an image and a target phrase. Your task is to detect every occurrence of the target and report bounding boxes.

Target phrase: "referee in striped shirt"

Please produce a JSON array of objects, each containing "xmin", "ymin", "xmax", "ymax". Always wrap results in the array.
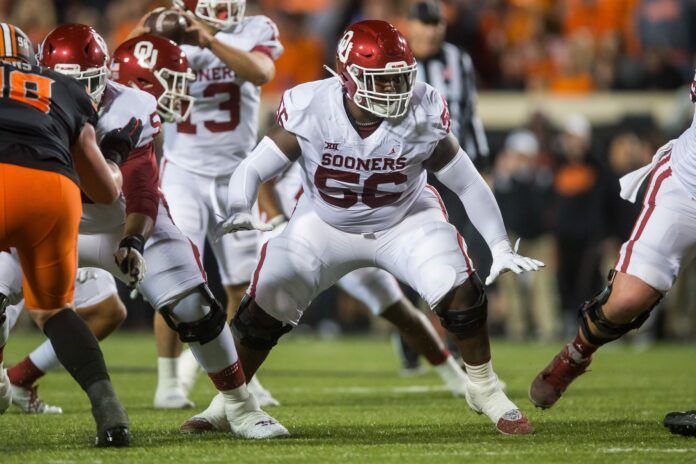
[{"xmin": 395, "ymin": 1, "xmax": 492, "ymax": 373}]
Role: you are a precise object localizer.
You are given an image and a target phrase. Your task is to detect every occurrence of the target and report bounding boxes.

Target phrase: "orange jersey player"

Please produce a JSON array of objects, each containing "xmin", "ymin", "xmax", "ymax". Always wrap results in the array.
[{"xmin": 0, "ymin": 23, "xmax": 140, "ymax": 448}]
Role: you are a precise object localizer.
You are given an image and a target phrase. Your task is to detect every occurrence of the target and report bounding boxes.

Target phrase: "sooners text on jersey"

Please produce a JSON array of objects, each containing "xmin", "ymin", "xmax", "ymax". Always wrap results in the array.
[{"xmin": 277, "ymin": 78, "xmax": 451, "ymax": 233}]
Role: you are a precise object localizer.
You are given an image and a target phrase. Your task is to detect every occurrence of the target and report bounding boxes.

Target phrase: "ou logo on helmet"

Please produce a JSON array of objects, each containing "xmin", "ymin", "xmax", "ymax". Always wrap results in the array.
[
  {"xmin": 337, "ymin": 30, "xmax": 354, "ymax": 64},
  {"xmin": 134, "ymin": 41, "xmax": 159, "ymax": 69}
]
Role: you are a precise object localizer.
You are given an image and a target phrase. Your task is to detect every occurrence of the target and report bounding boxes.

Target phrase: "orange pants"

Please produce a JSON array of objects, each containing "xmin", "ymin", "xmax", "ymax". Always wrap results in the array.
[{"xmin": 0, "ymin": 163, "xmax": 82, "ymax": 310}]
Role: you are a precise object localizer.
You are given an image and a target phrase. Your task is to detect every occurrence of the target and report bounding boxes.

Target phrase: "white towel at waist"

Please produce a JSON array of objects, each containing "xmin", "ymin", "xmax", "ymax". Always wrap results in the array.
[{"xmin": 619, "ymin": 140, "xmax": 674, "ymax": 203}]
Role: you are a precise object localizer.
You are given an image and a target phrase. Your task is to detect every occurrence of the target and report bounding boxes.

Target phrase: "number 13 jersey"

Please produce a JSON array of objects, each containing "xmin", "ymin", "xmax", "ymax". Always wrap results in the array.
[
  {"xmin": 163, "ymin": 15, "xmax": 283, "ymax": 176},
  {"xmin": 277, "ymin": 77, "xmax": 451, "ymax": 234}
]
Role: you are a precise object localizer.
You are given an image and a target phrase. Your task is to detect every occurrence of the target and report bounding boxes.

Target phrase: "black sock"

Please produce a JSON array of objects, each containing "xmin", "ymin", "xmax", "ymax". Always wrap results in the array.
[{"xmin": 43, "ymin": 308, "xmax": 110, "ymax": 393}]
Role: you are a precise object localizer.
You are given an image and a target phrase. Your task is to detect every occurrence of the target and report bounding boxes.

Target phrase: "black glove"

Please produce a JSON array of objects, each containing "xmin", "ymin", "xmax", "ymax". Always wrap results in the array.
[
  {"xmin": 114, "ymin": 234, "xmax": 147, "ymax": 288},
  {"xmin": 100, "ymin": 117, "xmax": 143, "ymax": 165}
]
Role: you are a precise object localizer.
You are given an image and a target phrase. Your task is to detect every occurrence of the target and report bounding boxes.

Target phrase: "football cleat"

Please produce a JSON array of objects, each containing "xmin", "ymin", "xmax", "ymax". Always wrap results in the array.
[
  {"xmin": 0, "ymin": 366, "xmax": 11, "ymax": 414},
  {"xmin": 529, "ymin": 345, "xmax": 591, "ymax": 409},
  {"xmin": 464, "ymin": 375, "xmax": 534, "ymax": 435},
  {"xmin": 154, "ymin": 382, "xmax": 195, "ymax": 409},
  {"xmin": 11, "ymin": 384, "xmax": 63, "ymax": 414},
  {"xmin": 226, "ymin": 393, "xmax": 289, "ymax": 439},
  {"xmin": 177, "ymin": 348, "xmax": 204, "ymax": 396},
  {"xmin": 180, "ymin": 392, "xmax": 230, "ymax": 434},
  {"xmin": 247, "ymin": 375, "xmax": 280, "ymax": 407},
  {"xmin": 664, "ymin": 410, "xmax": 696, "ymax": 437},
  {"xmin": 181, "ymin": 392, "xmax": 289, "ymax": 439},
  {"xmin": 93, "ymin": 397, "xmax": 130, "ymax": 447}
]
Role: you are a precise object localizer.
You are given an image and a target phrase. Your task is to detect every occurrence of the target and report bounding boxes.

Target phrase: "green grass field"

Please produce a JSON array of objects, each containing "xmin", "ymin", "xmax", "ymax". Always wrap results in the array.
[{"xmin": 1, "ymin": 332, "xmax": 695, "ymax": 463}]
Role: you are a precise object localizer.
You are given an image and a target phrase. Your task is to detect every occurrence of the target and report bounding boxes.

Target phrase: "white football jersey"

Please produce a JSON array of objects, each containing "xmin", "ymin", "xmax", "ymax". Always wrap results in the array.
[
  {"xmin": 278, "ymin": 78, "xmax": 451, "ymax": 233},
  {"xmin": 96, "ymin": 80, "xmax": 161, "ymax": 147},
  {"xmin": 670, "ymin": 105, "xmax": 696, "ymax": 199},
  {"xmin": 163, "ymin": 15, "xmax": 283, "ymax": 176},
  {"xmin": 82, "ymin": 80, "xmax": 161, "ymax": 233}
]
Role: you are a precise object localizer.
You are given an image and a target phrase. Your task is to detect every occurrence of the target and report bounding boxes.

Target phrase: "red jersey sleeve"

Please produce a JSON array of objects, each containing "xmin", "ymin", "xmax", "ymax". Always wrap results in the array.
[{"xmin": 120, "ymin": 142, "xmax": 160, "ymax": 223}]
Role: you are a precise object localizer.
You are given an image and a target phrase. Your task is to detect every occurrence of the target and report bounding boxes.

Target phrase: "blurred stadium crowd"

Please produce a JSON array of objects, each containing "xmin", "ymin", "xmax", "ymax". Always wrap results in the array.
[
  {"xmin": 4, "ymin": 0, "xmax": 696, "ymax": 343},
  {"xmin": 7, "ymin": 0, "xmax": 696, "ymax": 92}
]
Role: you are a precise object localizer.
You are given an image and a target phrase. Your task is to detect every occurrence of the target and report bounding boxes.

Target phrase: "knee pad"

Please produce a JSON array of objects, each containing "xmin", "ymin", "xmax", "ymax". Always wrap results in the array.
[
  {"xmin": 232, "ymin": 294, "xmax": 292, "ymax": 351},
  {"xmin": 434, "ymin": 274, "xmax": 488, "ymax": 339},
  {"xmin": 578, "ymin": 270, "xmax": 657, "ymax": 346},
  {"xmin": 159, "ymin": 284, "xmax": 227, "ymax": 345}
]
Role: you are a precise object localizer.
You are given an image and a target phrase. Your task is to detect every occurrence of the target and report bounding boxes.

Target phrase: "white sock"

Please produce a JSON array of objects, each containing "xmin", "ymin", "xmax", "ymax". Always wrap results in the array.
[
  {"xmin": 434, "ymin": 356, "xmax": 467, "ymax": 390},
  {"xmin": 29, "ymin": 340, "xmax": 60, "ymax": 373},
  {"xmin": 463, "ymin": 360, "xmax": 496, "ymax": 384},
  {"xmin": 221, "ymin": 384, "xmax": 250, "ymax": 403},
  {"xmin": 157, "ymin": 357, "xmax": 179, "ymax": 388},
  {"xmin": 188, "ymin": 326, "xmax": 238, "ymax": 373}
]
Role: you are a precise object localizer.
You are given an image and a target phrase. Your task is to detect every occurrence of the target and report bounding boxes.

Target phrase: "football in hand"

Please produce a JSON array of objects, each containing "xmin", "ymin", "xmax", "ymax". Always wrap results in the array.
[{"xmin": 144, "ymin": 8, "xmax": 194, "ymax": 45}]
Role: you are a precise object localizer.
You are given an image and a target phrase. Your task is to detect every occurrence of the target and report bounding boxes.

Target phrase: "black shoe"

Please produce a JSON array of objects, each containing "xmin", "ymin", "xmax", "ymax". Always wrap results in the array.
[
  {"xmin": 88, "ymin": 380, "xmax": 130, "ymax": 447},
  {"xmin": 96, "ymin": 425, "xmax": 131, "ymax": 447},
  {"xmin": 664, "ymin": 410, "xmax": 696, "ymax": 437}
]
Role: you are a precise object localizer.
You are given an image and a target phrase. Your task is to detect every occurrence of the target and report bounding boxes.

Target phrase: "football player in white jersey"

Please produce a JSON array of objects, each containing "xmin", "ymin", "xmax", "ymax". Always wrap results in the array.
[
  {"xmin": 271, "ymin": 163, "xmax": 475, "ymax": 393},
  {"xmin": 0, "ymin": 26, "xmax": 288, "ymax": 439},
  {"xmin": 177, "ymin": 162, "xmax": 478, "ymax": 405},
  {"xmin": 153, "ymin": 0, "xmax": 284, "ymax": 404},
  {"xmin": 528, "ymin": 77, "xmax": 696, "ymax": 410},
  {"xmin": 190, "ymin": 20, "xmax": 545, "ymax": 436}
]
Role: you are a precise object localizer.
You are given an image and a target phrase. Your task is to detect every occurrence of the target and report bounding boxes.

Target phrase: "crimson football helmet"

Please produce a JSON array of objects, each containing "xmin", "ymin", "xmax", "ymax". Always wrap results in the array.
[
  {"xmin": 173, "ymin": 0, "xmax": 245, "ymax": 30},
  {"xmin": 331, "ymin": 20, "xmax": 417, "ymax": 119},
  {"xmin": 0, "ymin": 23, "xmax": 35, "ymax": 65},
  {"xmin": 38, "ymin": 24, "xmax": 109, "ymax": 103},
  {"xmin": 110, "ymin": 34, "xmax": 195, "ymax": 123}
]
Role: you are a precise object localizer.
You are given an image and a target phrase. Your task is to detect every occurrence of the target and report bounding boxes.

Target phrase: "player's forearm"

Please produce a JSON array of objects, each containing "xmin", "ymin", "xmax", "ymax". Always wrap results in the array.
[
  {"xmin": 227, "ymin": 137, "xmax": 291, "ymax": 214},
  {"xmin": 209, "ymin": 39, "xmax": 274, "ymax": 85},
  {"xmin": 258, "ymin": 181, "xmax": 286, "ymax": 220},
  {"xmin": 73, "ymin": 124, "xmax": 122, "ymax": 204},
  {"xmin": 123, "ymin": 213, "xmax": 154, "ymax": 241},
  {"xmin": 434, "ymin": 148, "xmax": 510, "ymax": 250}
]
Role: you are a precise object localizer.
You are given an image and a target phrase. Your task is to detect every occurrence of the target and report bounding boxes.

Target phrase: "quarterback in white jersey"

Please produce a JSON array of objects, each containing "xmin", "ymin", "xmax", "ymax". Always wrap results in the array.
[
  {"xmin": 0, "ymin": 27, "xmax": 288, "ymax": 439},
  {"xmin": 529, "ymin": 76, "xmax": 696, "ymax": 411},
  {"xmin": 161, "ymin": 0, "xmax": 284, "ymax": 318},
  {"xmin": 200, "ymin": 20, "xmax": 545, "ymax": 436}
]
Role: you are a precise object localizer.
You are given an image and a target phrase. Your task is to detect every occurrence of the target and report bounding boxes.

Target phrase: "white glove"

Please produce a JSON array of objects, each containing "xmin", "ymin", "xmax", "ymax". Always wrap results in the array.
[
  {"xmin": 114, "ymin": 234, "xmax": 147, "ymax": 289},
  {"xmin": 76, "ymin": 268, "xmax": 97, "ymax": 284},
  {"xmin": 485, "ymin": 238, "xmax": 545, "ymax": 286},
  {"xmin": 215, "ymin": 211, "xmax": 273, "ymax": 241}
]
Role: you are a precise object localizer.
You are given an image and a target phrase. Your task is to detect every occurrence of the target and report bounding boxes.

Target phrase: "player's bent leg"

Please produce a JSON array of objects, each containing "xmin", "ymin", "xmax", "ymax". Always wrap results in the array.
[
  {"xmin": 435, "ymin": 275, "xmax": 533, "ymax": 435},
  {"xmin": 529, "ymin": 271, "xmax": 661, "ymax": 409},
  {"xmin": 379, "ymin": 298, "xmax": 467, "ymax": 396},
  {"xmin": 10, "ymin": 270, "xmax": 124, "ymax": 414},
  {"xmin": 161, "ymin": 286, "xmax": 288, "ymax": 439},
  {"xmin": 175, "ymin": 283, "xmax": 249, "ymax": 400},
  {"xmin": 378, "ymin": 203, "xmax": 531, "ymax": 435},
  {"xmin": 29, "ymin": 306, "xmax": 129, "ymax": 447}
]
